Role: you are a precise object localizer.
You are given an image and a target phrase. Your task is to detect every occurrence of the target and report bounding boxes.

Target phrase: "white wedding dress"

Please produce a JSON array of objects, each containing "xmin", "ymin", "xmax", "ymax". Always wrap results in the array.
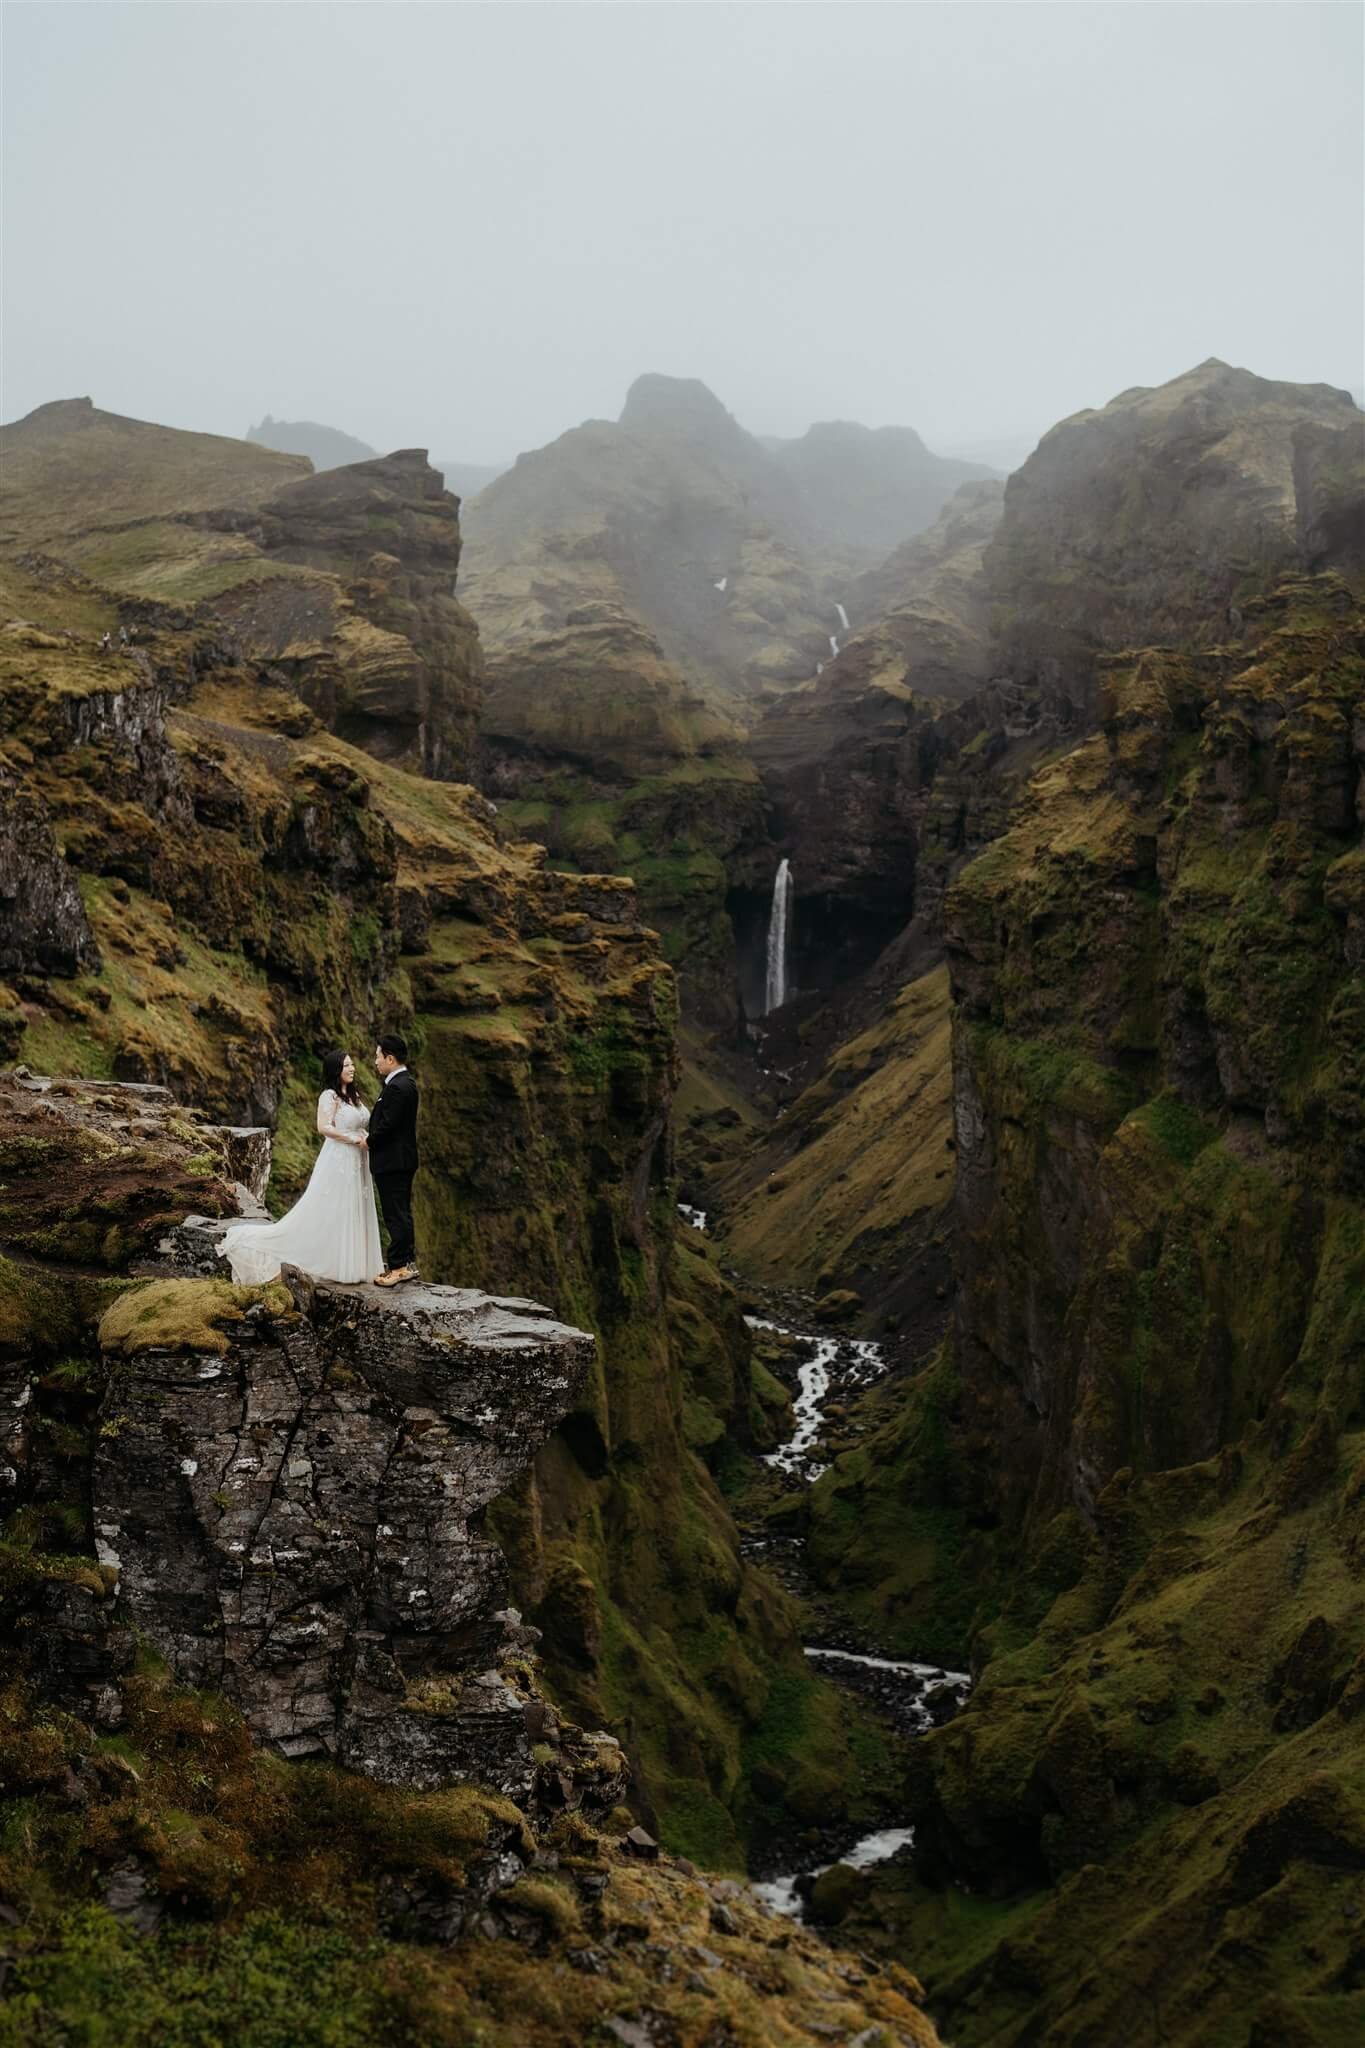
[{"xmin": 219, "ymin": 1090, "xmax": 384, "ymax": 1286}]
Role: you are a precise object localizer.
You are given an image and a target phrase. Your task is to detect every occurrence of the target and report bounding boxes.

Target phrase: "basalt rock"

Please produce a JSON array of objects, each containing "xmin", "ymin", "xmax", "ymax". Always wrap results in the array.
[
  {"xmin": 0, "ymin": 766, "xmax": 100, "ymax": 979},
  {"xmin": 94, "ymin": 1269, "xmax": 595, "ymax": 1789},
  {"xmin": 246, "ymin": 449, "xmax": 486, "ymax": 780}
]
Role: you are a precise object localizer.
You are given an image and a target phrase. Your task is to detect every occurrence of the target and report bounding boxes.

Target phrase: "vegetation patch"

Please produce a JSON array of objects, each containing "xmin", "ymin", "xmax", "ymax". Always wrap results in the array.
[{"xmin": 98, "ymin": 1278, "xmax": 289, "ymax": 1357}]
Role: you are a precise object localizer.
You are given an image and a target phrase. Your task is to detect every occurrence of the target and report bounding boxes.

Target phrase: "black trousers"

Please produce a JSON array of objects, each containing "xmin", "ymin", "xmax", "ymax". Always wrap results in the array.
[{"xmin": 373, "ymin": 1169, "xmax": 416, "ymax": 1269}]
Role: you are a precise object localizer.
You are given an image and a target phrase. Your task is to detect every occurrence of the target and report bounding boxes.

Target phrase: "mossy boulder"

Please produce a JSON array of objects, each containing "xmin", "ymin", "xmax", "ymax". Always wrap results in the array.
[
  {"xmin": 812, "ymin": 1289, "xmax": 862, "ymax": 1325},
  {"xmin": 808, "ymin": 1859, "xmax": 864, "ymax": 1926},
  {"xmin": 97, "ymin": 1277, "xmax": 287, "ymax": 1357}
]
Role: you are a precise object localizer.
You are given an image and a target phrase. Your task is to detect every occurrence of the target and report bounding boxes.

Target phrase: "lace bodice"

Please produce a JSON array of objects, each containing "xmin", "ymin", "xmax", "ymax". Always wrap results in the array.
[{"xmin": 318, "ymin": 1090, "xmax": 370, "ymax": 1136}]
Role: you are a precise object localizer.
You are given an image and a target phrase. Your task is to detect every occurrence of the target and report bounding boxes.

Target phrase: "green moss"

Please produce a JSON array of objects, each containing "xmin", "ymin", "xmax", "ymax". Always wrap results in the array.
[
  {"xmin": 1127, "ymin": 1091, "xmax": 1218, "ymax": 1166},
  {"xmin": 98, "ymin": 1278, "xmax": 289, "ymax": 1357},
  {"xmin": 0, "ymin": 1908, "xmax": 399, "ymax": 2048},
  {"xmin": 0, "ymin": 1254, "xmax": 87, "ymax": 1360},
  {"xmin": 967, "ymin": 1024, "xmax": 1138, "ymax": 1125},
  {"xmin": 498, "ymin": 1876, "xmax": 582, "ymax": 1941}
]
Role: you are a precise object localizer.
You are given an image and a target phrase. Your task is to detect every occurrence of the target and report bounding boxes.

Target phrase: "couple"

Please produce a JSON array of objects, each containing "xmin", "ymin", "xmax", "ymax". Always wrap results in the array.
[{"xmin": 219, "ymin": 1035, "xmax": 420, "ymax": 1290}]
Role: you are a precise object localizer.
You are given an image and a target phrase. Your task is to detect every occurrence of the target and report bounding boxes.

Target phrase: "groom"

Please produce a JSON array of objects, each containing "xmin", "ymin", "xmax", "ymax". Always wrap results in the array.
[{"xmin": 369, "ymin": 1034, "xmax": 419, "ymax": 1288}]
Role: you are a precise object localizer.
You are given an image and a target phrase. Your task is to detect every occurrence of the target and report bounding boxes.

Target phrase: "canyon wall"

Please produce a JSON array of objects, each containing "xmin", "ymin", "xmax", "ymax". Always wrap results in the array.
[{"xmin": 791, "ymin": 372, "xmax": 1365, "ymax": 2044}]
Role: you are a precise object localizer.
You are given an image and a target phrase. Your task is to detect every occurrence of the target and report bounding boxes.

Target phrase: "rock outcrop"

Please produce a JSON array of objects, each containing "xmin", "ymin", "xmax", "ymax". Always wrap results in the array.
[
  {"xmin": 96, "ymin": 1267, "xmax": 595, "ymax": 1787},
  {"xmin": 0, "ymin": 400, "xmax": 485, "ymax": 782},
  {"xmin": 945, "ymin": 574, "xmax": 1364, "ymax": 1529},
  {"xmin": 245, "ymin": 448, "xmax": 486, "ymax": 778},
  {"xmin": 0, "ymin": 761, "xmax": 101, "ymax": 982},
  {"xmin": 0, "ymin": 1073, "xmax": 946, "ymax": 2046},
  {"xmin": 985, "ymin": 357, "xmax": 1363, "ymax": 718},
  {"xmin": 0, "ymin": 1072, "xmax": 245, "ymax": 1268}
]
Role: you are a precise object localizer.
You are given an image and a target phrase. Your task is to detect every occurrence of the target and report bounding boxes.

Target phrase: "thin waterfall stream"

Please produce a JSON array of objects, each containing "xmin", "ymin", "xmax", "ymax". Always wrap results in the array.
[{"xmin": 763, "ymin": 857, "xmax": 793, "ymax": 1014}]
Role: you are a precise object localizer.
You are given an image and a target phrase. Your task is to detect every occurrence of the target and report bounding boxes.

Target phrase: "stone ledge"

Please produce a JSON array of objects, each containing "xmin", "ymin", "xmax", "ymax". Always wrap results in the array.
[{"xmin": 94, "ymin": 1243, "xmax": 596, "ymax": 1792}]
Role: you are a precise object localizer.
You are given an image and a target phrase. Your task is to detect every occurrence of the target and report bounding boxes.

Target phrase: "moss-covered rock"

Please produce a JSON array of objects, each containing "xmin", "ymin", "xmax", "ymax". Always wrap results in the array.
[
  {"xmin": 818, "ymin": 572, "xmax": 1365, "ymax": 2042},
  {"xmin": 0, "ymin": 1663, "xmax": 946, "ymax": 2048},
  {"xmin": 97, "ymin": 1275, "xmax": 287, "ymax": 1356}
]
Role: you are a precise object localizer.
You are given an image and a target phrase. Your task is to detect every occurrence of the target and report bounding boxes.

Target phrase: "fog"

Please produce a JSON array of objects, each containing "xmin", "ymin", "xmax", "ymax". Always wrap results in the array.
[{"xmin": 3, "ymin": 1, "xmax": 1361, "ymax": 465}]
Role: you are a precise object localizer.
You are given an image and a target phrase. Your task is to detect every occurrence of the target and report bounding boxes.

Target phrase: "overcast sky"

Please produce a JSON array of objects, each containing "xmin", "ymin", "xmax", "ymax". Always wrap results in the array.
[{"xmin": 3, "ymin": 2, "xmax": 1361, "ymax": 465}]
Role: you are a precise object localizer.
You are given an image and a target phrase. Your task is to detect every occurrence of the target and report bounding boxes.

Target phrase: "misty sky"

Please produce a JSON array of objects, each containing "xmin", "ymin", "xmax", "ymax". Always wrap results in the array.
[{"xmin": 3, "ymin": 2, "xmax": 1361, "ymax": 466}]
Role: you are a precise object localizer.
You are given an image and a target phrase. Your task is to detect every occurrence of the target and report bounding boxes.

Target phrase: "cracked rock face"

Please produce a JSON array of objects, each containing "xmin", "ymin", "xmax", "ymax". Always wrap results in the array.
[
  {"xmin": 95, "ymin": 1269, "xmax": 594, "ymax": 1791},
  {"xmin": 0, "ymin": 768, "xmax": 101, "ymax": 979}
]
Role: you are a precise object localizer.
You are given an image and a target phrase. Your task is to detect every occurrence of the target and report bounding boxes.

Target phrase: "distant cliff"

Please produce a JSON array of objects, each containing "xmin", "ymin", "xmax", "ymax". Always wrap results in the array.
[{"xmin": 246, "ymin": 413, "xmax": 377, "ymax": 472}]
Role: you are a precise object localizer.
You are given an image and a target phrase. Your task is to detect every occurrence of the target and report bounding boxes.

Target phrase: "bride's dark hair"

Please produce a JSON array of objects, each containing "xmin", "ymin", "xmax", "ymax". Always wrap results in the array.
[{"xmin": 321, "ymin": 1048, "xmax": 362, "ymax": 1108}]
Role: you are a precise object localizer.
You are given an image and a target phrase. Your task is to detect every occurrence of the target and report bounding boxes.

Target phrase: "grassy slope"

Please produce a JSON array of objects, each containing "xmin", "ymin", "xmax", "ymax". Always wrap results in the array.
[
  {"xmin": 716, "ymin": 965, "xmax": 955, "ymax": 1304},
  {"xmin": 0, "ymin": 399, "xmax": 306, "ymax": 548}
]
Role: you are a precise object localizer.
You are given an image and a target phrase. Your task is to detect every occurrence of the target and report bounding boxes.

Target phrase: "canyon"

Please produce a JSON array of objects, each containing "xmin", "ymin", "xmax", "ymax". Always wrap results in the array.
[{"xmin": 1, "ymin": 356, "xmax": 1362, "ymax": 2048}]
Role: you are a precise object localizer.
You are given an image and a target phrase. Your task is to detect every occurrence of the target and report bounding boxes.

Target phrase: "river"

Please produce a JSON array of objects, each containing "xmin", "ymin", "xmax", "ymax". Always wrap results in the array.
[{"xmin": 738, "ymin": 1300, "xmax": 970, "ymax": 1919}]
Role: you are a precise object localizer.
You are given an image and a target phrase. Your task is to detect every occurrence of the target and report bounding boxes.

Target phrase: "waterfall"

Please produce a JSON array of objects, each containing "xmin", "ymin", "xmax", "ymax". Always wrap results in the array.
[
  {"xmin": 835, "ymin": 601, "xmax": 850, "ymax": 631},
  {"xmin": 764, "ymin": 858, "xmax": 793, "ymax": 1014}
]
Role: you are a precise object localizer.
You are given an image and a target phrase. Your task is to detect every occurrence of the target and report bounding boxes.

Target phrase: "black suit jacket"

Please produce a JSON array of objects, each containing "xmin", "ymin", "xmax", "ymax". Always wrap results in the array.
[{"xmin": 368, "ymin": 1069, "xmax": 419, "ymax": 1177}]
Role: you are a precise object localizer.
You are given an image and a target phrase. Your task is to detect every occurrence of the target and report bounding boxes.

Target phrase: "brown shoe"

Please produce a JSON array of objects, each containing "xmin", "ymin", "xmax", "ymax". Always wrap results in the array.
[
  {"xmin": 373, "ymin": 1268, "xmax": 399, "ymax": 1288},
  {"xmin": 391, "ymin": 1264, "xmax": 419, "ymax": 1286}
]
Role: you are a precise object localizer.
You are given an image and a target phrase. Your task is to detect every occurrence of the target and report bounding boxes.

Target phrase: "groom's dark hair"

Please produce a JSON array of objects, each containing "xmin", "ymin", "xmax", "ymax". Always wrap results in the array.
[{"xmin": 377, "ymin": 1033, "xmax": 408, "ymax": 1062}]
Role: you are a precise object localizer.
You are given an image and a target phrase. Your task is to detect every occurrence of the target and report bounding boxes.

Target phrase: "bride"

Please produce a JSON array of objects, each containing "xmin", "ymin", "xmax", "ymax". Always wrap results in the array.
[{"xmin": 219, "ymin": 1050, "xmax": 383, "ymax": 1286}]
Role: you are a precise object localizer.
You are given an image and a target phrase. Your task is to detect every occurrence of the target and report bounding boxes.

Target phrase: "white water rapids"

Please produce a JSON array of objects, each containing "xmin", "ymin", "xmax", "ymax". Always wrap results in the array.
[
  {"xmin": 752, "ymin": 1827, "xmax": 916, "ymax": 1917},
  {"xmin": 748, "ymin": 1316, "xmax": 887, "ymax": 1480},
  {"xmin": 744, "ymin": 1310, "xmax": 969, "ymax": 1918},
  {"xmin": 804, "ymin": 1645, "xmax": 970, "ymax": 1686}
]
